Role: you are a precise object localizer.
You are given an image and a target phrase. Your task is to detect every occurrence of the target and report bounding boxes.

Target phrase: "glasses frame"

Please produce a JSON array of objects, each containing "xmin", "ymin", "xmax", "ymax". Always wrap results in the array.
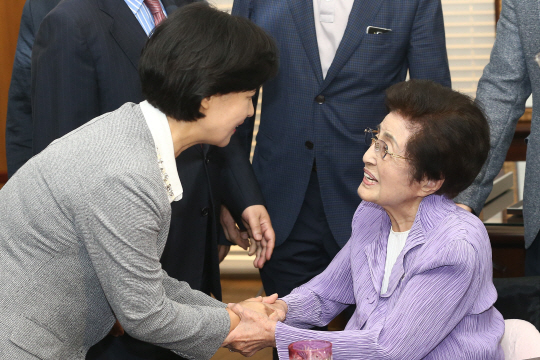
[{"xmin": 364, "ymin": 128, "xmax": 410, "ymax": 160}]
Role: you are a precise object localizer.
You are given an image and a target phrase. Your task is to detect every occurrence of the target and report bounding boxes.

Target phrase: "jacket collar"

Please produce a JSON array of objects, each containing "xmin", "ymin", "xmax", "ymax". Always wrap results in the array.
[
  {"xmin": 98, "ymin": 0, "xmax": 149, "ymax": 70},
  {"xmin": 285, "ymin": 0, "xmax": 324, "ymax": 85},
  {"xmin": 286, "ymin": 0, "xmax": 386, "ymax": 90},
  {"xmin": 320, "ymin": 0, "xmax": 385, "ymax": 92},
  {"xmin": 97, "ymin": 0, "xmax": 179, "ymax": 70},
  {"xmin": 364, "ymin": 195, "xmax": 457, "ymax": 296}
]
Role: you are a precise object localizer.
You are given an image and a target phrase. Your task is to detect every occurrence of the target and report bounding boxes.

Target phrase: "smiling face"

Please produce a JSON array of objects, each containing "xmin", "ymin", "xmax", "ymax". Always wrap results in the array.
[
  {"xmin": 198, "ymin": 90, "xmax": 256, "ymax": 147},
  {"xmin": 358, "ymin": 112, "xmax": 426, "ymax": 214}
]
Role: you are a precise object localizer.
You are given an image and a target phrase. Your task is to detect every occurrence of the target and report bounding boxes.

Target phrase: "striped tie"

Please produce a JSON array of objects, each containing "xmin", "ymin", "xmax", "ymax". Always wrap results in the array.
[{"xmin": 143, "ymin": 0, "xmax": 166, "ymax": 26}]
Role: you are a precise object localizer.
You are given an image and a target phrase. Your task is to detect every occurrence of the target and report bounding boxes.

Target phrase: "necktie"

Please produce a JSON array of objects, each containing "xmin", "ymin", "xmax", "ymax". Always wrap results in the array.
[{"xmin": 143, "ymin": 0, "xmax": 166, "ymax": 27}]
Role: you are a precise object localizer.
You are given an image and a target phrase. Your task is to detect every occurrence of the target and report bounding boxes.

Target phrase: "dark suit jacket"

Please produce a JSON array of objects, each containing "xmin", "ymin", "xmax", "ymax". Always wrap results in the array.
[
  {"xmin": 233, "ymin": 0, "xmax": 451, "ymax": 248},
  {"xmin": 5, "ymin": 0, "xmax": 59, "ymax": 178}
]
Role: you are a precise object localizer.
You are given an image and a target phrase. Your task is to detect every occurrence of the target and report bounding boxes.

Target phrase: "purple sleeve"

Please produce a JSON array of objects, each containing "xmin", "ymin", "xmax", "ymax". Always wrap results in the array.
[
  {"xmin": 281, "ymin": 240, "xmax": 356, "ymax": 330},
  {"xmin": 276, "ymin": 239, "xmax": 480, "ymax": 360}
]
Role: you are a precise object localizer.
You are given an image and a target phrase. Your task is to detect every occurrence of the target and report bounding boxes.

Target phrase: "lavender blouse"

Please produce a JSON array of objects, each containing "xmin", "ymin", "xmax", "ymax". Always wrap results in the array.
[{"xmin": 276, "ymin": 195, "xmax": 504, "ymax": 359}]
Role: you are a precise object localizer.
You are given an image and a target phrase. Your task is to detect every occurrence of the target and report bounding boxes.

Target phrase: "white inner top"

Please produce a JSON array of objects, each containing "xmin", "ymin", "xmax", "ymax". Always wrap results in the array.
[{"xmin": 381, "ymin": 228, "xmax": 409, "ymax": 294}]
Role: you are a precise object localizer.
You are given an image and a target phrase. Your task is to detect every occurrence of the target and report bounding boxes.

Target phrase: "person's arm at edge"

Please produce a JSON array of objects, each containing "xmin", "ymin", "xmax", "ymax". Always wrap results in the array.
[{"xmin": 455, "ymin": 0, "xmax": 530, "ymax": 214}]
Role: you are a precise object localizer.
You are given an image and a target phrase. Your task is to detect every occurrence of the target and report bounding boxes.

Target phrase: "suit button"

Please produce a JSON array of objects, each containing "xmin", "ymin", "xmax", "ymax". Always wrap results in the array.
[
  {"xmin": 201, "ymin": 207, "xmax": 209, "ymax": 217},
  {"xmin": 205, "ymin": 157, "xmax": 210, "ymax": 164},
  {"xmin": 305, "ymin": 141, "xmax": 314, "ymax": 150},
  {"xmin": 315, "ymin": 95, "xmax": 325, "ymax": 104}
]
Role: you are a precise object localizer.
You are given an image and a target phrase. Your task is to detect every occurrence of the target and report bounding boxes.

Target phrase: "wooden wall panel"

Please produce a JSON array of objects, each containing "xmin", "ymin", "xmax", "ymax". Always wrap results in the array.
[{"xmin": 0, "ymin": 0, "xmax": 26, "ymax": 183}]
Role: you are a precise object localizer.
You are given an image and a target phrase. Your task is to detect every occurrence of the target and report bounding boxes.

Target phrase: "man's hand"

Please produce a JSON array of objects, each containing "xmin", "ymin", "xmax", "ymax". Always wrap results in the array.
[
  {"xmin": 220, "ymin": 205, "xmax": 250, "ymax": 250},
  {"xmin": 220, "ymin": 204, "xmax": 276, "ymax": 269},
  {"xmin": 240, "ymin": 205, "xmax": 275, "ymax": 269},
  {"xmin": 218, "ymin": 245, "xmax": 231, "ymax": 263},
  {"xmin": 456, "ymin": 203, "xmax": 473, "ymax": 212},
  {"xmin": 222, "ymin": 303, "xmax": 278, "ymax": 356}
]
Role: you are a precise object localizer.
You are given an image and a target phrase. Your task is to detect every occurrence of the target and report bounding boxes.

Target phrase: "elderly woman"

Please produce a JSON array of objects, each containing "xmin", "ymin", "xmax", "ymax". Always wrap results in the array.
[
  {"xmin": 0, "ymin": 3, "xmax": 278, "ymax": 360},
  {"xmin": 225, "ymin": 80, "xmax": 505, "ymax": 359}
]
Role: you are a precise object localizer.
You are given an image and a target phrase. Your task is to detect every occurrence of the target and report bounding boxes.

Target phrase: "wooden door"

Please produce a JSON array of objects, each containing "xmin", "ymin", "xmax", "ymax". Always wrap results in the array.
[{"xmin": 0, "ymin": 0, "xmax": 26, "ymax": 184}]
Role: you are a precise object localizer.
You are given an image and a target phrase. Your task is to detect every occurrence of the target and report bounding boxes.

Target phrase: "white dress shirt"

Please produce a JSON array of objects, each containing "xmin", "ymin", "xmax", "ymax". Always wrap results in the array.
[
  {"xmin": 313, "ymin": 0, "xmax": 355, "ymax": 78},
  {"xmin": 140, "ymin": 100, "xmax": 183, "ymax": 203}
]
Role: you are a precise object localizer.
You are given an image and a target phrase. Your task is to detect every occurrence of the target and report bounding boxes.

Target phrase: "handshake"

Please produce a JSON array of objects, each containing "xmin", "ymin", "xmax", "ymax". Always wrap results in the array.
[{"xmin": 222, "ymin": 293, "xmax": 288, "ymax": 356}]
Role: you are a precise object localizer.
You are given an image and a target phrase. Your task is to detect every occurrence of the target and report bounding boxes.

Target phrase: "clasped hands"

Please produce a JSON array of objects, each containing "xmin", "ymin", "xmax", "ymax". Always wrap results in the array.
[{"xmin": 223, "ymin": 293, "xmax": 288, "ymax": 356}]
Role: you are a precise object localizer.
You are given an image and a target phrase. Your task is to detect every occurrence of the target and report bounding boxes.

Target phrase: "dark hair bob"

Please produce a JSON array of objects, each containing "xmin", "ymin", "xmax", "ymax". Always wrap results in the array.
[
  {"xmin": 385, "ymin": 80, "xmax": 490, "ymax": 199},
  {"xmin": 139, "ymin": 2, "xmax": 279, "ymax": 121}
]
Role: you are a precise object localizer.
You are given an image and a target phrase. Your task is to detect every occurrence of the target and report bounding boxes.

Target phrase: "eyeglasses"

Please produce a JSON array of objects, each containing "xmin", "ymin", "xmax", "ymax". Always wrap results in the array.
[{"xmin": 364, "ymin": 128, "xmax": 410, "ymax": 160}]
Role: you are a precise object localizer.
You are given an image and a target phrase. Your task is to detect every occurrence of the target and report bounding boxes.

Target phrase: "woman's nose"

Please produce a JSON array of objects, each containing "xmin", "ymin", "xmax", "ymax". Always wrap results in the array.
[{"xmin": 363, "ymin": 141, "xmax": 377, "ymax": 165}]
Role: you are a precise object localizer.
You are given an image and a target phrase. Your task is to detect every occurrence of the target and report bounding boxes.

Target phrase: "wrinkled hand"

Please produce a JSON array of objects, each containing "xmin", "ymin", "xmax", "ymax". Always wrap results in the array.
[
  {"xmin": 242, "ymin": 294, "xmax": 288, "ymax": 321},
  {"xmin": 218, "ymin": 245, "xmax": 231, "ymax": 263},
  {"xmin": 108, "ymin": 319, "xmax": 124, "ymax": 337},
  {"xmin": 456, "ymin": 203, "xmax": 472, "ymax": 212},
  {"xmin": 238, "ymin": 294, "xmax": 286, "ymax": 321},
  {"xmin": 220, "ymin": 205, "xmax": 250, "ymax": 250},
  {"xmin": 223, "ymin": 303, "xmax": 278, "ymax": 356},
  {"xmin": 240, "ymin": 205, "xmax": 275, "ymax": 269}
]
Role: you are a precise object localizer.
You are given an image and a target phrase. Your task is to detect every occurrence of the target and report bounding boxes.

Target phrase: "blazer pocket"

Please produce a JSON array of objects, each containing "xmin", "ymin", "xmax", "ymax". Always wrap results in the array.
[
  {"xmin": 362, "ymin": 32, "xmax": 392, "ymax": 47},
  {"xmin": 10, "ymin": 316, "xmax": 64, "ymax": 360}
]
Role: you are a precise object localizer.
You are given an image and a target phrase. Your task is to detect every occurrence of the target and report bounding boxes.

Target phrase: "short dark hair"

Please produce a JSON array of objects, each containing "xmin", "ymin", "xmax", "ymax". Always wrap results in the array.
[
  {"xmin": 385, "ymin": 80, "xmax": 490, "ymax": 199},
  {"xmin": 139, "ymin": 2, "xmax": 279, "ymax": 121}
]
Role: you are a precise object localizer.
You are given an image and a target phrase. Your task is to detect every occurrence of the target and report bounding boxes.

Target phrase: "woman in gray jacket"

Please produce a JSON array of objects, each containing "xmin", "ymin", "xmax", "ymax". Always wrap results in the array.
[{"xmin": 0, "ymin": 3, "xmax": 278, "ymax": 359}]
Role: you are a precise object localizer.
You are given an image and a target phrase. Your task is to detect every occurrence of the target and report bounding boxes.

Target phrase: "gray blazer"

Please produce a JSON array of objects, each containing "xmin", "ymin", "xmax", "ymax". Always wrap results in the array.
[
  {"xmin": 0, "ymin": 103, "xmax": 229, "ymax": 360},
  {"xmin": 455, "ymin": 0, "xmax": 540, "ymax": 248}
]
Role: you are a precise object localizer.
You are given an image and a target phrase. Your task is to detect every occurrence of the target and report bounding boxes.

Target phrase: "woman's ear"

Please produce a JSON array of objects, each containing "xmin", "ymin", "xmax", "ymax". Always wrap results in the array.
[
  {"xmin": 420, "ymin": 178, "xmax": 444, "ymax": 196},
  {"xmin": 199, "ymin": 96, "xmax": 212, "ymax": 112}
]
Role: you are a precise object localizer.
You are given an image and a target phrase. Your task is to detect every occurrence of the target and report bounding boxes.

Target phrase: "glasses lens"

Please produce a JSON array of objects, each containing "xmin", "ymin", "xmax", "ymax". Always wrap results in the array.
[{"xmin": 379, "ymin": 139, "xmax": 388, "ymax": 159}]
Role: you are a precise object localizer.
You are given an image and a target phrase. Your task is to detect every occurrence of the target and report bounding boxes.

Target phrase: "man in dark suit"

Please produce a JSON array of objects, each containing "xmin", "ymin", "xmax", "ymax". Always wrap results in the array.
[
  {"xmin": 233, "ymin": 0, "xmax": 451, "ymax": 305},
  {"xmin": 5, "ymin": 0, "xmax": 59, "ymax": 178},
  {"xmin": 19, "ymin": 0, "xmax": 275, "ymax": 358}
]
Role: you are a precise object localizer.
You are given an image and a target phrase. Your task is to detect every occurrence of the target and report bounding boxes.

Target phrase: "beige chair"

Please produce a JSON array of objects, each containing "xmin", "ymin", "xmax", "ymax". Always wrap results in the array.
[{"xmin": 500, "ymin": 319, "xmax": 540, "ymax": 360}]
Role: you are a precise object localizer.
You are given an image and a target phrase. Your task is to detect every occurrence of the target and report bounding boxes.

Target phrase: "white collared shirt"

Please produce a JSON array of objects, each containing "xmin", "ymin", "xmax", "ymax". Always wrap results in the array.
[
  {"xmin": 140, "ymin": 100, "xmax": 183, "ymax": 203},
  {"xmin": 313, "ymin": 0, "xmax": 355, "ymax": 79}
]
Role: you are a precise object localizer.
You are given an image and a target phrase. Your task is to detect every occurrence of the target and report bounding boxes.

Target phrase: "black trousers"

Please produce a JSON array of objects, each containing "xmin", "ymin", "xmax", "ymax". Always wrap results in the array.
[
  {"xmin": 259, "ymin": 169, "xmax": 341, "ymax": 298},
  {"xmin": 525, "ymin": 230, "xmax": 540, "ymax": 276}
]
